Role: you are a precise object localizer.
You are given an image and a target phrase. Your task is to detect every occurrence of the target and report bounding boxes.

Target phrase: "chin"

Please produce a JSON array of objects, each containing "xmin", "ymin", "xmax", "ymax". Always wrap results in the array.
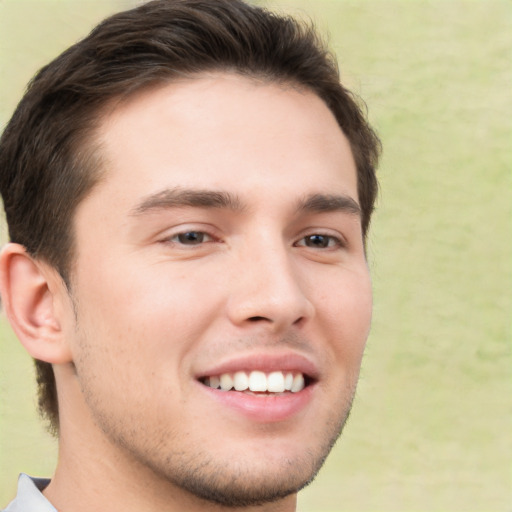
[
  {"xmin": 144, "ymin": 413, "xmax": 347, "ymax": 508},
  {"xmin": 162, "ymin": 453, "xmax": 322, "ymax": 507}
]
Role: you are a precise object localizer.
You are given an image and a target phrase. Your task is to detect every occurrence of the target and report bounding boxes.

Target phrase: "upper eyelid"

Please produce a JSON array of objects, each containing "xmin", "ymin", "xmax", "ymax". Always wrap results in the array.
[
  {"xmin": 154, "ymin": 223, "xmax": 348, "ymax": 245},
  {"xmin": 157, "ymin": 225, "xmax": 220, "ymax": 243},
  {"xmin": 295, "ymin": 234, "xmax": 345, "ymax": 248},
  {"xmin": 171, "ymin": 230, "xmax": 210, "ymax": 239},
  {"xmin": 295, "ymin": 228, "xmax": 348, "ymax": 246}
]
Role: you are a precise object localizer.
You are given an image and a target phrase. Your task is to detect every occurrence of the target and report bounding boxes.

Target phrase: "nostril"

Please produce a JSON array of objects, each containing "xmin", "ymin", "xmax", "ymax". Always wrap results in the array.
[{"xmin": 248, "ymin": 316, "xmax": 269, "ymax": 322}]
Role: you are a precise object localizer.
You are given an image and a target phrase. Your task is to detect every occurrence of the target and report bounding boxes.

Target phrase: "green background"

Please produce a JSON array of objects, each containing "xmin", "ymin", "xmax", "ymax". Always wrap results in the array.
[{"xmin": 1, "ymin": 1, "xmax": 510, "ymax": 510}]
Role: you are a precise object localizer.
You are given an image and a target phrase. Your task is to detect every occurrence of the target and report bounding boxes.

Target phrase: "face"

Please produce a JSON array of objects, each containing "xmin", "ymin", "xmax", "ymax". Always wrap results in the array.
[{"xmin": 64, "ymin": 74, "xmax": 372, "ymax": 507}]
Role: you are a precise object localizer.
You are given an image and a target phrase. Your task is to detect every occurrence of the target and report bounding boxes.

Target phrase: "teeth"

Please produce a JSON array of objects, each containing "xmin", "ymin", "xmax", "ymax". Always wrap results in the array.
[
  {"xmin": 219, "ymin": 373, "xmax": 233, "ymax": 391},
  {"xmin": 248, "ymin": 371, "xmax": 267, "ymax": 392},
  {"xmin": 291, "ymin": 373, "xmax": 305, "ymax": 393},
  {"xmin": 233, "ymin": 371, "xmax": 249, "ymax": 391},
  {"xmin": 204, "ymin": 370, "xmax": 306, "ymax": 393},
  {"xmin": 284, "ymin": 372, "xmax": 294, "ymax": 391},
  {"xmin": 267, "ymin": 371, "xmax": 285, "ymax": 392}
]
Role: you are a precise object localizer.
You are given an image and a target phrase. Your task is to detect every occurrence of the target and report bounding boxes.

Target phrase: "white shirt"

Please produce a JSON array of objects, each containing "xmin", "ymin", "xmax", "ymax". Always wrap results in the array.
[{"xmin": 2, "ymin": 474, "xmax": 56, "ymax": 512}]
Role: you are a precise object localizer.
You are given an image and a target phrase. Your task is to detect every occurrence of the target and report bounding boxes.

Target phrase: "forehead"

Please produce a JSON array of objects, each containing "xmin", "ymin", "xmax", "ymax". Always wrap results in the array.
[{"xmin": 90, "ymin": 73, "xmax": 358, "ymax": 211}]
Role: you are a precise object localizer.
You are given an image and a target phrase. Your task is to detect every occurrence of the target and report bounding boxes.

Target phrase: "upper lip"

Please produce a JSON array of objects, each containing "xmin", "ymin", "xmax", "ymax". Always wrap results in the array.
[{"xmin": 195, "ymin": 351, "xmax": 320, "ymax": 381}]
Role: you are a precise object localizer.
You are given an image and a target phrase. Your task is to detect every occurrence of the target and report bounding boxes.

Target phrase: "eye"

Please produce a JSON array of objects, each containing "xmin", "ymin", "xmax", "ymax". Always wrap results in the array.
[
  {"xmin": 170, "ymin": 231, "xmax": 213, "ymax": 245},
  {"xmin": 296, "ymin": 234, "xmax": 342, "ymax": 249}
]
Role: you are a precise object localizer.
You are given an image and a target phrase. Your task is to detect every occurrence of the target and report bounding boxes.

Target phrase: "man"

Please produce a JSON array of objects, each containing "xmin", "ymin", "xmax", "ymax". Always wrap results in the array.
[{"xmin": 0, "ymin": 0, "xmax": 380, "ymax": 510}]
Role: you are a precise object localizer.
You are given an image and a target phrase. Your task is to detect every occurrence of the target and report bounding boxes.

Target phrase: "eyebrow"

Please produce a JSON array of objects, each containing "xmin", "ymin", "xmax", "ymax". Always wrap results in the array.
[
  {"xmin": 296, "ymin": 193, "xmax": 361, "ymax": 217},
  {"xmin": 130, "ymin": 187, "xmax": 360, "ymax": 219},
  {"xmin": 130, "ymin": 188, "xmax": 245, "ymax": 216}
]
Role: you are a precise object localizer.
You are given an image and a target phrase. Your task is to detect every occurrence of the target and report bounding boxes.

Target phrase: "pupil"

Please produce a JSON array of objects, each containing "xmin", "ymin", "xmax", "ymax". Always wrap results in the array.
[
  {"xmin": 179, "ymin": 232, "xmax": 203, "ymax": 244},
  {"xmin": 307, "ymin": 235, "xmax": 328, "ymax": 248}
]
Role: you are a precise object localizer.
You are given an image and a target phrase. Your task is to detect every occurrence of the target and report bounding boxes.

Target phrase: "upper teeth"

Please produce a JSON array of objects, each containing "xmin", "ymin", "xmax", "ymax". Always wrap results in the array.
[{"xmin": 205, "ymin": 371, "xmax": 305, "ymax": 393}]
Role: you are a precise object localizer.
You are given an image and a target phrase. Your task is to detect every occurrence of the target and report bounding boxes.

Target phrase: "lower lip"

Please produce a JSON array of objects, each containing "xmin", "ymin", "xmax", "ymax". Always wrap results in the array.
[{"xmin": 198, "ymin": 383, "xmax": 315, "ymax": 423}]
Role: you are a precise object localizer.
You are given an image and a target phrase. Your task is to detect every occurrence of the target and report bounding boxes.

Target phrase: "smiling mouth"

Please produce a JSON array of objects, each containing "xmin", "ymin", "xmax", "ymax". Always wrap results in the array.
[{"xmin": 199, "ymin": 370, "xmax": 312, "ymax": 394}]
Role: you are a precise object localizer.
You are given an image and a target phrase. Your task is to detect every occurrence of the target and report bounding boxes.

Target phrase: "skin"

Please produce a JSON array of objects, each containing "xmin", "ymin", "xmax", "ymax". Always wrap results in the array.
[{"xmin": 1, "ymin": 74, "xmax": 372, "ymax": 511}]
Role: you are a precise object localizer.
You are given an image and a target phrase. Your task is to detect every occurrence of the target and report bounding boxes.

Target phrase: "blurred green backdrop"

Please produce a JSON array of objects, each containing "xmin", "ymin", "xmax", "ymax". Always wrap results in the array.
[{"xmin": 1, "ymin": 1, "xmax": 510, "ymax": 510}]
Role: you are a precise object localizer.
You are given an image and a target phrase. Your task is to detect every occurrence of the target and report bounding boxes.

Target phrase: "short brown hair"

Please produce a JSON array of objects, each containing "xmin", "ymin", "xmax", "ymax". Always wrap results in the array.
[{"xmin": 0, "ymin": 0, "xmax": 380, "ymax": 434}]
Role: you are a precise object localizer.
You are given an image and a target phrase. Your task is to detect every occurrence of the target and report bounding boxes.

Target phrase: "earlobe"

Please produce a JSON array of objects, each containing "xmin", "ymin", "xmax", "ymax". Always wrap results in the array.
[{"xmin": 0, "ymin": 243, "xmax": 73, "ymax": 364}]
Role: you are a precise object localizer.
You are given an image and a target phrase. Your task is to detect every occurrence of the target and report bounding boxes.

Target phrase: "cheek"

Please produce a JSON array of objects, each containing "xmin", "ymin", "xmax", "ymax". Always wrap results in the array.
[
  {"xmin": 317, "ymin": 269, "xmax": 373, "ymax": 361},
  {"xmin": 71, "ymin": 260, "xmax": 225, "ymax": 373}
]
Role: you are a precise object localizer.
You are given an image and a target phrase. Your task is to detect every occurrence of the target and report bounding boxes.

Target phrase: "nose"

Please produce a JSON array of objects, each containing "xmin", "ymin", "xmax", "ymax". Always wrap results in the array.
[{"xmin": 226, "ymin": 242, "xmax": 314, "ymax": 333}]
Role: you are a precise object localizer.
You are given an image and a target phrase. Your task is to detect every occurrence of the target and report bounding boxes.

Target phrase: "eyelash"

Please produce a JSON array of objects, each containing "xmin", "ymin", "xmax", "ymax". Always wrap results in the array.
[
  {"xmin": 294, "ymin": 233, "xmax": 344, "ymax": 250},
  {"xmin": 165, "ymin": 230, "xmax": 216, "ymax": 246},
  {"xmin": 163, "ymin": 229, "xmax": 344, "ymax": 250}
]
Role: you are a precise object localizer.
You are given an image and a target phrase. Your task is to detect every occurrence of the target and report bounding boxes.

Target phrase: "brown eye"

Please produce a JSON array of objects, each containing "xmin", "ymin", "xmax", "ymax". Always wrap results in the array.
[
  {"xmin": 304, "ymin": 234, "xmax": 330, "ymax": 248},
  {"xmin": 174, "ymin": 231, "xmax": 209, "ymax": 245},
  {"xmin": 295, "ymin": 233, "xmax": 343, "ymax": 249}
]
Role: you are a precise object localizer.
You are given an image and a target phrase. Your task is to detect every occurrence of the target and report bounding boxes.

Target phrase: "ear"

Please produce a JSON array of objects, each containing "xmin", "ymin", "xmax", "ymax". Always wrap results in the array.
[{"xmin": 0, "ymin": 243, "xmax": 73, "ymax": 364}]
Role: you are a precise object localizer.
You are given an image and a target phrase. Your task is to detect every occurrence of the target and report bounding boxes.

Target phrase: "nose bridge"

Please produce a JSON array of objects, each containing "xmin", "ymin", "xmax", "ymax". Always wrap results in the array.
[{"xmin": 227, "ymin": 229, "xmax": 314, "ymax": 330}]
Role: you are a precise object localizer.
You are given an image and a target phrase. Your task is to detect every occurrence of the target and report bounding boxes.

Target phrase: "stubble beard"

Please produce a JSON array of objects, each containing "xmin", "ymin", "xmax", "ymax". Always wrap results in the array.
[
  {"xmin": 72, "ymin": 313, "xmax": 359, "ymax": 508},
  {"xmin": 161, "ymin": 405, "xmax": 354, "ymax": 508},
  {"xmin": 91, "ymin": 392, "xmax": 356, "ymax": 508}
]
